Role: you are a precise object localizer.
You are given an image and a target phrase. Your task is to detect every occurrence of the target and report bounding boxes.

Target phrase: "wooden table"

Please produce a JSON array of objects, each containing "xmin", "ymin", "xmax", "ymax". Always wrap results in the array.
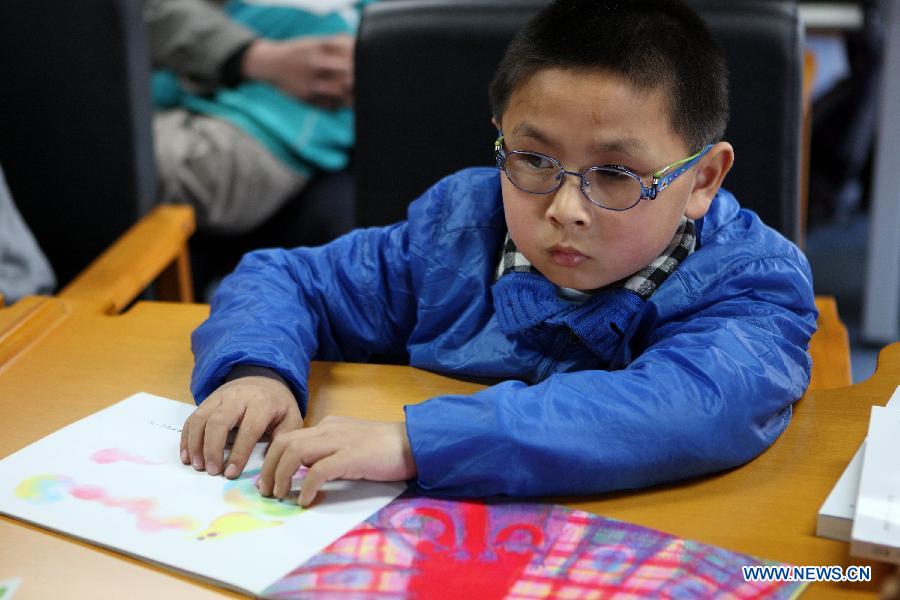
[{"xmin": 0, "ymin": 296, "xmax": 896, "ymax": 599}]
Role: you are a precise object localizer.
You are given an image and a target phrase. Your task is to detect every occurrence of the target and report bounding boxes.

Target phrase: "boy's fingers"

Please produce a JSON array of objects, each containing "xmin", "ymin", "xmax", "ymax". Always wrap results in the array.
[
  {"xmin": 202, "ymin": 404, "xmax": 245, "ymax": 476},
  {"xmin": 270, "ymin": 410, "xmax": 303, "ymax": 439},
  {"xmin": 271, "ymin": 439, "xmax": 336, "ymax": 498},
  {"xmin": 299, "ymin": 454, "xmax": 345, "ymax": 507},
  {"xmin": 179, "ymin": 415, "xmax": 191, "ymax": 464},
  {"xmin": 258, "ymin": 425, "xmax": 325, "ymax": 496},
  {"xmin": 272, "ymin": 445, "xmax": 305, "ymax": 498},
  {"xmin": 258, "ymin": 435, "xmax": 289, "ymax": 497},
  {"xmin": 186, "ymin": 412, "xmax": 208, "ymax": 471},
  {"xmin": 224, "ymin": 409, "xmax": 273, "ymax": 479}
]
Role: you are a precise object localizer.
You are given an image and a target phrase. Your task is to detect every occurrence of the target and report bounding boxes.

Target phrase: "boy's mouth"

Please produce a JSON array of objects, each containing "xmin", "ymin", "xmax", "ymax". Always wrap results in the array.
[{"xmin": 548, "ymin": 245, "xmax": 589, "ymax": 267}]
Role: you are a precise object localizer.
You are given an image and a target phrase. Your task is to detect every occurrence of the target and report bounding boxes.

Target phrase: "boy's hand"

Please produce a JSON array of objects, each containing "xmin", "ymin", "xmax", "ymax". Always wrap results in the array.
[
  {"xmin": 256, "ymin": 416, "xmax": 416, "ymax": 507},
  {"xmin": 181, "ymin": 376, "xmax": 303, "ymax": 478}
]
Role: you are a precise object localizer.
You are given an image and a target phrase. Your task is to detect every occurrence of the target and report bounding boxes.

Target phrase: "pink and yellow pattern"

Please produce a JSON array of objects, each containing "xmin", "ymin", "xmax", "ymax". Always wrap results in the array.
[
  {"xmin": 222, "ymin": 468, "xmax": 305, "ymax": 518},
  {"xmin": 90, "ymin": 448, "xmax": 165, "ymax": 466},
  {"xmin": 13, "ymin": 456, "xmax": 309, "ymax": 541},
  {"xmin": 15, "ymin": 474, "xmax": 196, "ymax": 532}
]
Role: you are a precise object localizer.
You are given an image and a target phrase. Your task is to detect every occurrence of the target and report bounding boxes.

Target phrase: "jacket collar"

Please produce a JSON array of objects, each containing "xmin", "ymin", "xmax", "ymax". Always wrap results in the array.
[{"xmin": 491, "ymin": 272, "xmax": 644, "ymax": 361}]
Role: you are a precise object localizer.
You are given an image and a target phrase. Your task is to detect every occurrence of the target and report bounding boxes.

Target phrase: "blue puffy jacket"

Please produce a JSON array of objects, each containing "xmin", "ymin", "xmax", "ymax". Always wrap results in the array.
[{"xmin": 192, "ymin": 168, "xmax": 818, "ymax": 497}]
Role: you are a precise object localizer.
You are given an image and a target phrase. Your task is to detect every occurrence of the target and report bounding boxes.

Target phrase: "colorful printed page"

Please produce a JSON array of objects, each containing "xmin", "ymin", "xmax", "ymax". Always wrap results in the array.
[
  {"xmin": 263, "ymin": 496, "xmax": 806, "ymax": 599},
  {"xmin": 0, "ymin": 393, "xmax": 404, "ymax": 596}
]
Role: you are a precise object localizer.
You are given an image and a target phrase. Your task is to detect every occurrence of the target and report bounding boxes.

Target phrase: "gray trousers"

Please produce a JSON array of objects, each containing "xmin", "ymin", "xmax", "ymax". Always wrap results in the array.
[
  {"xmin": 154, "ymin": 108, "xmax": 309, "ymax": 235},
  {"xmin": 0, "ymin": 164, "xmax": 56, "ymax": 302}
]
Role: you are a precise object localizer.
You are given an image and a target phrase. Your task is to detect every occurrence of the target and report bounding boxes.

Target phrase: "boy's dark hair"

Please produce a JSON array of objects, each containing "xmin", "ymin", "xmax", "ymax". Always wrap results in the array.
[{"xmin": 489, "ymin": 0, "xmax": 729, "ymax": 153}]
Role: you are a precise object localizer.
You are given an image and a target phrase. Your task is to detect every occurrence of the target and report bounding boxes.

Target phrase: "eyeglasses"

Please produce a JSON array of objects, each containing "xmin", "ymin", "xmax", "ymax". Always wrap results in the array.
[{"xmin": 495, "ymin": 133, "xmax": 712, "ymax": 211}]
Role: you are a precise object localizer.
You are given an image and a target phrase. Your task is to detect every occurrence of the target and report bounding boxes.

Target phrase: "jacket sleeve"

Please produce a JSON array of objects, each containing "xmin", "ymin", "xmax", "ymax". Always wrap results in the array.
[
  {"xmin": 144, "ymin": 0, "xmax": 255, "ymax": 89},
  {"xmin": 405, "ymin": 255, "xmax": 818, "ymax": 497},
  {"xmin": 190, "ymin": 222, "xmax": 417, "ymax": 413}
]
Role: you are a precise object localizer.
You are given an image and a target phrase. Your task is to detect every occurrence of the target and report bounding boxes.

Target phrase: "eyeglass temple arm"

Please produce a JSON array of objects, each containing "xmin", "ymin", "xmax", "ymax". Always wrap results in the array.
[
  {"xmin": 494, "ymin": 134, "xmax": 506, "ymax": 165},
  {"xmin": 652, "ymin": 144, "xmax": 713, "ymax": 190}
]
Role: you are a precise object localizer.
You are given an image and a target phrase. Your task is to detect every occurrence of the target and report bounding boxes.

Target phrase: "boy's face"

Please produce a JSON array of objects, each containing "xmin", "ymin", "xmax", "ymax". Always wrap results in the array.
[{"xmin": 497, "ymin": 68, "xmax": 714, "ymax": 291}]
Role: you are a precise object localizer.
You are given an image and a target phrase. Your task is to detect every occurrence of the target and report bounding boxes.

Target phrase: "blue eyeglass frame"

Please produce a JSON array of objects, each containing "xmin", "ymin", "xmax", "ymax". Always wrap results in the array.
[{"xmin": 494, "ymin": 133, "xmax": 713, "ymax": 211}]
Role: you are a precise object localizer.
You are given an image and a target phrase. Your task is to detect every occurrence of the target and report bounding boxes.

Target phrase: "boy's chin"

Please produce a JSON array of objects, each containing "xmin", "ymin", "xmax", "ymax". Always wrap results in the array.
[{"xmin": 542, "ymin": 268, "xmax": 615, "ymax": 293}]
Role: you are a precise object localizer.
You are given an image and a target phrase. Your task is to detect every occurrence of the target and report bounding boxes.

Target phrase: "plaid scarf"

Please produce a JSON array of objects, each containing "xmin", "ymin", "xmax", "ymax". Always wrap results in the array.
[{"xmin": 495, "ymin": 218, "xmax": 696, "ymax": 301}]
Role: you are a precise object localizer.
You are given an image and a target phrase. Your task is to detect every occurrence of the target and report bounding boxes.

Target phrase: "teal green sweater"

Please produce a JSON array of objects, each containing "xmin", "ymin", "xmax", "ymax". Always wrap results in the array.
[{"xmin": 153, "ymin": 1, "xmax": 373, "ymax": 175}]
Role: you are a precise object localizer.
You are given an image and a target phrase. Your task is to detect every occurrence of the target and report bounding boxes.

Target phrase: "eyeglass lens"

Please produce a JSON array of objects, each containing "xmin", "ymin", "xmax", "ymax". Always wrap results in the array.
[{"xmin": 504, "ymin": 152, "xmax": 641, "ymax": 210}]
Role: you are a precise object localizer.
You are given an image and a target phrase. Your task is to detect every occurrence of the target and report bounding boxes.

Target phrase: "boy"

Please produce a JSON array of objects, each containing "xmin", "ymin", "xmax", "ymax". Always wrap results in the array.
[{"xmin": 182, "ymin": 0, "xmax": 817, "ymax": 507}]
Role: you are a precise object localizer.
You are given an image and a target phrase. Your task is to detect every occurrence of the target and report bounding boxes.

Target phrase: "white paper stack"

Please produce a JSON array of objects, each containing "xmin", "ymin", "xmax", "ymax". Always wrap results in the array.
[
  {"xmin": 850, "ymin": 404, "xmax": 900, "ymax": 564},
  {"xmin": 817, "ymin": 386, "xmax": 900, "ymax": 541},
  {"xmin": 817, "ymin": 443, "xmax": 866, "ymax": 541}
]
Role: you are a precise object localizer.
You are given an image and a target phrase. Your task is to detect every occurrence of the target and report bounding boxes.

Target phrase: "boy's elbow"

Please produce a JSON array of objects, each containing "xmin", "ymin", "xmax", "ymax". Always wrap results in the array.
[{"xmin": 627, "ymin": 403, "xmax": 793, "ymax": 491}]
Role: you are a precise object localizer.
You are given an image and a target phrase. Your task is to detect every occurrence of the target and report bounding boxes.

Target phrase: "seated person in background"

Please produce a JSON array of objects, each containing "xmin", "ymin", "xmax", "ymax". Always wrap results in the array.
[
  {"xmin": 0, "ymin": 163, "xmax": 55, "ymax": 304},
  {"xmin": 144, "ymin": 0, "xmax": 369, "ymax": 235},
  {"xmin": 183, "ymin": 0, "xmax": 818, "ymax": 506}
]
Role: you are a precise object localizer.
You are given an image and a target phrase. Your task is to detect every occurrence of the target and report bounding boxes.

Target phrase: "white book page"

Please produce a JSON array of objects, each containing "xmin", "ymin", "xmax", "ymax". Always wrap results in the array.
[{"xmin": 0, "ymin": 393, "xmax": 404, "ymax": 595}]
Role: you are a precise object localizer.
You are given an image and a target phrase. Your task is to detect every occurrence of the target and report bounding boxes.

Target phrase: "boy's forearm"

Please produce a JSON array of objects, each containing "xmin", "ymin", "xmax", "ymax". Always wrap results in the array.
[
  {"xmin": 191, "ymin": 250, "xmax": 318, "ymax": 407},
  {"xmin": 405, "ymin": 301, "xmax": 815, "ymax": 498},
  {"xmin": 407, "ymin": 376, "xmax": 776, "ymax": 497},
  {"xmin": 191, "ymin": 225, "xmax": 417, "ymax": 407}
]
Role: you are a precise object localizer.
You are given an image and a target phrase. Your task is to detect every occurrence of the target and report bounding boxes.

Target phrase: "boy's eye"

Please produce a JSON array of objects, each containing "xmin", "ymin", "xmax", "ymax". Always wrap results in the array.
[
  {"xmin": 593, "ymin": 168, "xmax": 629, "ymax": 180},
  {"xmin": 519, "ymin": 153, "xmax": 554, "ymax": 171}
]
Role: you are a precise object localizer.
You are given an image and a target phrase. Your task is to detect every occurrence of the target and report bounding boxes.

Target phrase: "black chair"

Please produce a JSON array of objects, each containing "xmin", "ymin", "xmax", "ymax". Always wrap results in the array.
[
  {"xmin": 355, "ymin": 0, "xmax": 803, "ymax": 243},
  {"xmin": 189, "ymin": 169, "xmax": 356, "ymax": 297},
  {"xmin": 0, "ymin": 0, "xmax": 157, "ymax": 288}
]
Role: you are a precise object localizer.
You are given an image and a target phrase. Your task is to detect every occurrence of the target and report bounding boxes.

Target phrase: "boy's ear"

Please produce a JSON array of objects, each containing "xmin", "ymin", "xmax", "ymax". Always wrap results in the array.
[
  {"xmin": 684, "ymin": 141, "xmax": 734, "ymax": 219},
  {"xmin": 491, "ymin": 116, "xmax": 500, "ymax": 131}
]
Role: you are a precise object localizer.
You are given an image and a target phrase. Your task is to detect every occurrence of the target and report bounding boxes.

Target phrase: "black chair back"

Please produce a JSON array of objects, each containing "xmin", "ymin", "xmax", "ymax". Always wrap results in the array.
[
  {"xmin": 0, "ymin": 0, "xmax": 157, "ymax": 286},
  {"xmin": 355, "ymin": 0, "xmax": 803, "ymax": 242}
]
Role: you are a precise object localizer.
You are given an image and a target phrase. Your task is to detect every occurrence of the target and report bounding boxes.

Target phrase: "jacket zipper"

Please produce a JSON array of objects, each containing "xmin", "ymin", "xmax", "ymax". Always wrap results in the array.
[{"xmin": 534, "ymin": 328, "xmax": 573, "ymax": 383}]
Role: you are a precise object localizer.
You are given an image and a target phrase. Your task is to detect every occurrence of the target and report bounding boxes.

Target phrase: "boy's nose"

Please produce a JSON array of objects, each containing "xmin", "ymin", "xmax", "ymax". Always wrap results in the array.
[{"xmin": 545, "ymin": 175, "xmax": 592, "ymax": 227}]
